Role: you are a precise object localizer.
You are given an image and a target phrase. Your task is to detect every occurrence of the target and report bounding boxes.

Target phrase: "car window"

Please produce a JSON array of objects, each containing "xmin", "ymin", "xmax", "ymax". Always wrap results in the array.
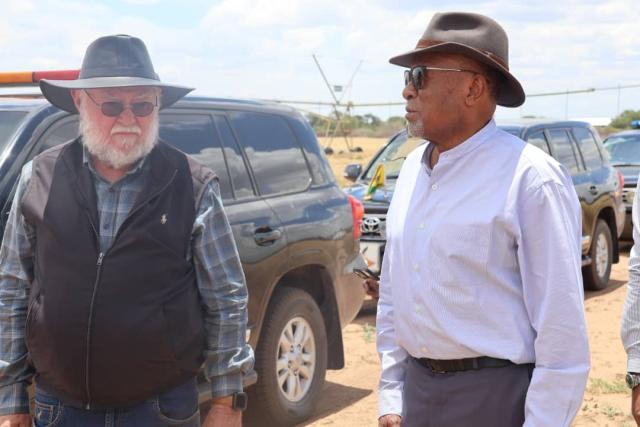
[
  {"xmin": 526, "ymin": 131, "xmax": 550, "ymax": 155},
  {"xmin": 548, "ymin": 129, "xmax": 580, "ymax": 173},
  {"xmin": 364, "ymin": 132, "xmax": 424, "ymax": 180},
  {"xmin": 572, "ymin": 127, "xmax": 602, "ymax": 170},
  {"xmin": 229, "ymin": 111, "xmax": 312, "ymax": 196},
  {"xmin": 212, "ymin": 115, "xmax": 254, "ymax": 200},
  {"xmin": 38, "ymin": 118, "xmax": 79, "ymax": 153},
  {"xmin": 604, "ymin": 135, "xmax": 640, "ymax": 165},
  {"xmin": 159, "ymin": 113, "xmax": 232, "ymax": 201},
  {"xmin": 0, "ymin": 111, "xmax": 28, "ymax": 152}
]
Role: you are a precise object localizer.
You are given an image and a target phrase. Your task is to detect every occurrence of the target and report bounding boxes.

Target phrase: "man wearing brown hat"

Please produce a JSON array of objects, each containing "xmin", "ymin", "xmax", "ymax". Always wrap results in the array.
[
  {"xmin": 0, "ymin": 35, "xmax": 253, "ymax": 426},
  {"xmin": 376, "ymin": 12, "xmax": 590, "ymax": 427}
]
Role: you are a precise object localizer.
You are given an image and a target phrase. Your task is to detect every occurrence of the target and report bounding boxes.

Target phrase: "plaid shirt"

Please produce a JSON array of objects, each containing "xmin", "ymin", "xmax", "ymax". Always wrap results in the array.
[{"xmin": 0, "ymin": 147, "xmax": 254, "ymax": 414}]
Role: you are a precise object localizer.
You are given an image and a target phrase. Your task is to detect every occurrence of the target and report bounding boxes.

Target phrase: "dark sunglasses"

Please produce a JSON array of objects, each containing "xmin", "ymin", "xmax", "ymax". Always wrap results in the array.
[
  {"xmin": 84, "ymin": 90, "xmax": 158, "ymax": 117},
  {"xmin": 404, "ymin": 65, "xmax": 479, "ymax": 90}
]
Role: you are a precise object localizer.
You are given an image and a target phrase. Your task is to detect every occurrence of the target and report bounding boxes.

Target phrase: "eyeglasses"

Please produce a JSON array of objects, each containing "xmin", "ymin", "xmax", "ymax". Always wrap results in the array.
[
  {"xmin": 83, "ymin": 90, "xmax": 158, "ymax": 117},
  {"xmin": 404, "ymin": 65, "xmax": 479, "ymax": 90}
]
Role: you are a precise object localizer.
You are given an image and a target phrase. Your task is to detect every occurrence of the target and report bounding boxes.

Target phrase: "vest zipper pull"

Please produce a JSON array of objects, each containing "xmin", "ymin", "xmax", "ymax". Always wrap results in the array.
[{"xmin": 97, "ymin": 253, "xmax": 104, "ymax": 266}]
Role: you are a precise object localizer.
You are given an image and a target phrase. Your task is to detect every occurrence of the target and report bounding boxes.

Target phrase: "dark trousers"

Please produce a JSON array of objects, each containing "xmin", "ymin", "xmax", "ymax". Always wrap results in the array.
[
  {"xmin": 33, "ymin": 378, "xmax": 200, "ymax": 427},
  {"xmin": 402, "ymin": 356, "xmax": 533, "ymax": 427}
]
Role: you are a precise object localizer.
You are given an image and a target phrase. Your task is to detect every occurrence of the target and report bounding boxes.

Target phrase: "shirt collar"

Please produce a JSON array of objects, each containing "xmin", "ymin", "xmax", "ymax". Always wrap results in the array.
[{"xmin": 423, "ymin": 118, "xmax": 497, "ymax": 168}]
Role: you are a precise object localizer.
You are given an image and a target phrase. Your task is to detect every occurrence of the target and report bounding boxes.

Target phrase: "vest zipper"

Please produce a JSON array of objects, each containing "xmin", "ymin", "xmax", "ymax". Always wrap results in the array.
[
  {"xmin": 81, "ymin": 168, "xmax": 176, "ymax": 409},
  {"xmin": 85, "ymin": 251, "xmax": 104, "ymax": 409}
]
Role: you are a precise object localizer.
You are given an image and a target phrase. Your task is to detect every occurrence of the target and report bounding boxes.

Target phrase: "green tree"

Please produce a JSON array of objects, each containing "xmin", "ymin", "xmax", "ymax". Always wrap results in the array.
[{"xmin": 610, "ymin": 110, "xmax": 640, "ymax": 129}]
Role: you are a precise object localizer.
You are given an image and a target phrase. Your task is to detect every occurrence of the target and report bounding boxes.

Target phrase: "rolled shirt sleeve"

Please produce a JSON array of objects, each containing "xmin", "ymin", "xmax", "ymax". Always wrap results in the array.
[
  {"xmin": 518, "ymin": 179, "xmax": 590, "ymax": 427},
  {"xmin": 192, "ymin": 179, "xmax": 254, "ymax": 398}
]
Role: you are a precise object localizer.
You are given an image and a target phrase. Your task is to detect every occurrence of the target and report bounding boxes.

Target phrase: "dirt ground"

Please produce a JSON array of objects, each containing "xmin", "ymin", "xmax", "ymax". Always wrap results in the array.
[{"xmin": 294, "ymin": 138, "xmax": 637, "ymax": 426}]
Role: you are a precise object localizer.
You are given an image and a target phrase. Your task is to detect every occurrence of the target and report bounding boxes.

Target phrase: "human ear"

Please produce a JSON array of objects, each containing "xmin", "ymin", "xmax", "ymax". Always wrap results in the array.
[
  {"xmin": 70, "ymin": 89, "xmax": 83, "ymax": 110},
  {"xmin": 465, "ymin": 74, "xmax": 485, "ymax": 105}
]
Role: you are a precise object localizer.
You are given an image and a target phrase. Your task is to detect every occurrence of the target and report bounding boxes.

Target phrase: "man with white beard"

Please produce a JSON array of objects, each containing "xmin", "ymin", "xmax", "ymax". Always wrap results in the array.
[{"xmin": 0, "ymin": 35, "xmax": 253, "ymax": 427}]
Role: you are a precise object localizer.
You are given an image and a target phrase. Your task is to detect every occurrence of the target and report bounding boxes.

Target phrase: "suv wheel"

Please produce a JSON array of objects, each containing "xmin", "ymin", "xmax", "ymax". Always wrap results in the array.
[
  {"xmin": 583, "ymin": 219, "xmax": 613, "ymax": 290},
  {"xmin": 246, "ymin": 288, "xmax": 327, "ymax": 426}
]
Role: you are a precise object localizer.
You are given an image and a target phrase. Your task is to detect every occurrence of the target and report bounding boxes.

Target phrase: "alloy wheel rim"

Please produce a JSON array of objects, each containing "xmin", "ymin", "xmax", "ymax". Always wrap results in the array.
[
  {"xmin": 276, "ymin": 316, "xmax": 316, "ymax": 402},
  {"xmin": 595, "ymin": 232, "xmax": 609, "ymax": 279}
]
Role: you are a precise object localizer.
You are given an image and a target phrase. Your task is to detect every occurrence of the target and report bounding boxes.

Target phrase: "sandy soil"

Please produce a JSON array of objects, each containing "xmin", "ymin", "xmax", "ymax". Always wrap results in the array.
[{"xmin": 292, "ymin": 138, "xmax": 637, "ymax": 426}]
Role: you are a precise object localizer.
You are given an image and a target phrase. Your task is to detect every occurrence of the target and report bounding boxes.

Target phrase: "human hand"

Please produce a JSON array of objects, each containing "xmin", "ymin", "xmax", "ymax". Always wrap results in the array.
[
  {"xmin": 378, "ymin": 413, "xmax": 401, "ymax": 426},
  {"xmin": 632, "ymin": 386, "xmax": 640, "ymax": 425},
  {"xmin": 202, "ymin": 403, "xmax": 241, "ymax": 427},
  {"xmin": 362, "ymin": 278, "xmax": 380, "ymax": 300},
  {"xmin": 0, "ymin": 414, "xmax": 32, "ymax": 427}
]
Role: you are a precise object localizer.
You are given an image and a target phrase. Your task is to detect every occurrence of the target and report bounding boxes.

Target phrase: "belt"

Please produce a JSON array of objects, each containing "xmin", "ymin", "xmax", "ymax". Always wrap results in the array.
[{"xmin": 415, "ymin": 356, "xmax": 515, "ymax": 373}]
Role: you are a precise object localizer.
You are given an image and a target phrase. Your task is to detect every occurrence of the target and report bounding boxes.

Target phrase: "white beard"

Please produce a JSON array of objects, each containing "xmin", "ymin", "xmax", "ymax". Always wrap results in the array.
[
  {"xmin": 79, "ymin": 106, "xmax": 159, "ymax": 169},
  {"xmin": 407, "ymin": 118, "xmax": 425, "ymax": 139}
]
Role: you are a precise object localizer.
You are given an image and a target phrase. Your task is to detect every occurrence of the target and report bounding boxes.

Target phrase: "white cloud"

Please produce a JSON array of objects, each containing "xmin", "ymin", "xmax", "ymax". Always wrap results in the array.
[{"xmin": 1, "ymin": 0, "xmax": 638, "ymax": 120}]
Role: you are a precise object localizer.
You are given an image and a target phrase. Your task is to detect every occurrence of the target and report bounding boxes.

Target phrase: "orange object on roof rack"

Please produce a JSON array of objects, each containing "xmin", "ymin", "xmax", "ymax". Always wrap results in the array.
[{"xmin": 0, "ymin": 69, "xmax": 79, "ymax": 86}]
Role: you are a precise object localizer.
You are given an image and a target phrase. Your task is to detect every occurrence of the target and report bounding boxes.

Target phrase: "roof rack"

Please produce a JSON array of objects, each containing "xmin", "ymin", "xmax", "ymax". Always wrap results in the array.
[{"xmin": 0, "ymin": 69, "xmax": 79, "ymax": 87}]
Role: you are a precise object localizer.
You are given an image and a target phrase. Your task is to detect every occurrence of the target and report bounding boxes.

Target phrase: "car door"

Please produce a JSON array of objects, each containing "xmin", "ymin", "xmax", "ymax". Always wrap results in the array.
[
  {"xmin": 542, "ymin": 128, "xmax": 593, "ymax": 247},
  {"xmin": 159, "ymin": 111, "xmax": 287, "ymax": 343}
]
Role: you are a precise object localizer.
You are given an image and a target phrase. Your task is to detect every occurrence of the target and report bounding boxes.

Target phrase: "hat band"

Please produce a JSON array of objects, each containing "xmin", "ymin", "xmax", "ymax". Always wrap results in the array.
[{"xmin": 415, "ymin": 39, "xmax": 509, "ymax": 70}]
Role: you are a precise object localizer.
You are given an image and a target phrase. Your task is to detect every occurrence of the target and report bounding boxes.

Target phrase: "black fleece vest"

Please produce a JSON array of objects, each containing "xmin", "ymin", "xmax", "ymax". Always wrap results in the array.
[{"xmin": 21, "ymin": 139, "xmax": 215, "ymax": 409}]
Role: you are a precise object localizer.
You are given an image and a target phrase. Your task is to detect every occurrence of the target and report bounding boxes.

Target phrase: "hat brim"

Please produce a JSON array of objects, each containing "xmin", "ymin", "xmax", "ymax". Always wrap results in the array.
[
  {"xmin": 389, "ymin": 42, "xmax": 525, "ymax": 108},
  {"xmin": 39, "ymin": 77, "xmax": 194, "ymax": 113}
]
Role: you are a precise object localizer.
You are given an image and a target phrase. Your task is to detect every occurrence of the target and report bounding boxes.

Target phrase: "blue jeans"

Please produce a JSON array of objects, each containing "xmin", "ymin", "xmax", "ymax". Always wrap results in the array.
[{"xmin": 33, "ymin": 378, "xmax": 200, "ymax": 427}]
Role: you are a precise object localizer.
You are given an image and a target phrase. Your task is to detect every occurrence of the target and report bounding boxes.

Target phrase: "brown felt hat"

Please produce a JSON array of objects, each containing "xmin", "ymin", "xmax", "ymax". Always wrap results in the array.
[{"xmin": 389, "ymin": 12, "xmax": 525, "ymax": 107}]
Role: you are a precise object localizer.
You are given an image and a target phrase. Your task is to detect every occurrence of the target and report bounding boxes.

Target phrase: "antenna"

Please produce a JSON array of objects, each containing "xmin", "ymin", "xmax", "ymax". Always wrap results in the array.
[{"xmin": 311, "ymin": 54, "xmax": 364, "ymax": 154}]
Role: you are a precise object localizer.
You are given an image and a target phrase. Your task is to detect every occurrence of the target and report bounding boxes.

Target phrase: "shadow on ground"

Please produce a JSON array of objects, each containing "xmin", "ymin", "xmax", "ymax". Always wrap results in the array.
[
  {"xmin": 228, "ymin": 381, "xmax": 371, "ymax": 427},
  {"xmin": 294, "ymin": 381, "xmax": 373, "ymax": 426},
  {"xmin": 585, "ymin": 279, "xmax": 627, "ymax": 300}
]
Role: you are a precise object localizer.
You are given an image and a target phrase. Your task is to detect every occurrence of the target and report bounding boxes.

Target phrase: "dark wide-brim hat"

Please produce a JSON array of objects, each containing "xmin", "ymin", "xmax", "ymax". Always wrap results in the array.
[
  {"xmin": 40, "ymin": 34, "xmax": 193, "ymax": 113},
  {"xmin": 389, "ymin": 12, "xmax": 525, "ymax": 108}
]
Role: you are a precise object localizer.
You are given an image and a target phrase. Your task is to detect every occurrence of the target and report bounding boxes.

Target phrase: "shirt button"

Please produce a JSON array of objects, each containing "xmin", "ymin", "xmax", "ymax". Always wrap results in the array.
[
  {"xmin": 421, "ymin": 346, "xmax": 427, "ymax": 353},
  {"xmin": 414, "ymin": 305, "xmax": 420, "ymax": 313},
  {"xmin": 413, "ymin": 264, "xmax": 419, "ymax": 271},
  {"xmin": 431, "ymin": 184, "xmax": 438, "ymax": 191},
  {"xmin": 419, "ymin": 222, "xmax": 425, "ymax": 229}
]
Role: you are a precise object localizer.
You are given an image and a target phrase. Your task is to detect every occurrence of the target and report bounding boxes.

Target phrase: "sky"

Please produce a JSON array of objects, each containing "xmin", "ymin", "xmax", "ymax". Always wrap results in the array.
[{"xmin": 1, "ymin": 0, "xmax": 639, "ymax": 123}]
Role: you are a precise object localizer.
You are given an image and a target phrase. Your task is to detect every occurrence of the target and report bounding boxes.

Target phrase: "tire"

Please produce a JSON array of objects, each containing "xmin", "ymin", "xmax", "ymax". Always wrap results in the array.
[
  {"xmin": 583, "ymin": 219, "xmax": 613, "ymax": 290},
  {"xmin": 246, "ymin": 288, "xmax": 328, "ymax": 426}
]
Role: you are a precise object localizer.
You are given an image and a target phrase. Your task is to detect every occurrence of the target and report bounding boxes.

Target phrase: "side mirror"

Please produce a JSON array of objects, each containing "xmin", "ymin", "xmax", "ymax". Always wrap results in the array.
[{"xmin": 343, "ymin": 164, "xmax": 362, "ymax": 182}]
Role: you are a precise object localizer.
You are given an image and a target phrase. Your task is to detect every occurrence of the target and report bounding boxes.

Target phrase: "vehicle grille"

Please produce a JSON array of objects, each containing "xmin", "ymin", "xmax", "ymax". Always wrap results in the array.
[{"xmin": 360, "ymin": 214, "xmax": 386, "ymax": 239}]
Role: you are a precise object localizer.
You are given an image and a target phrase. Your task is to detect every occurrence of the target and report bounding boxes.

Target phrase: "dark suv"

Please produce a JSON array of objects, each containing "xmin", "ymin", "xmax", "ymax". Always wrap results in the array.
[
  {"xmin": 344, "ymin": 121, "xmax": 624, "ymax": 291},
  {"xmin": 603, "ymin": 129, "xmax": 640, "ymax": 240},
  {"xmin": 0, "ymin": 96, "xmax": 365, "ymax": 426}
]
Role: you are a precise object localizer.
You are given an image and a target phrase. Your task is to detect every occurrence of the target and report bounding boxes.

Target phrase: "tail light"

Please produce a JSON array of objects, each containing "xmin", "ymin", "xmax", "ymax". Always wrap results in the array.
[
  {"xmin": 348, "ymin": 195, "xmax": 364, "ymax": 239},
  {"xmin": 617, "ymin": 170, "xmax": 624, "ymax": 189}
]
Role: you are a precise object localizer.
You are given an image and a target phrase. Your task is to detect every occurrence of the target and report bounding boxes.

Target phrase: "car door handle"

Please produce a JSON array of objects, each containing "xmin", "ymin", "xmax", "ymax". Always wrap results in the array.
[
  {"xmin": 254, "ymin": 228, "xmax": 282, "ymax": 246},
  {"xmin": 589, "ymin": 185, "xmax": 598, "ymax": 195}
]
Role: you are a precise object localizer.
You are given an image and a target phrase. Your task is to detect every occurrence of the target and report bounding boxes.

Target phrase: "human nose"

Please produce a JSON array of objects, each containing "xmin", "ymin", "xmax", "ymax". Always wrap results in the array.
[
  {"xmin": 116, "ymin": 105, "xmax": 137, "ymax": 124},
  {"xmin": 402, "ymin": 80, "xmax": 417, "ymax": 100}
]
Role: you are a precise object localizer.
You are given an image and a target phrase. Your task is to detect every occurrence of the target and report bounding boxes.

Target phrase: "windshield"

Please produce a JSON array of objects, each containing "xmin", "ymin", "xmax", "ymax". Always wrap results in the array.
[
  {"xmin": 0, "ymin": 111, "xmax": 28, "ymax": 153},
  {"xmin": 363, "ymin": 132, "xmax": 425, "ymax": 180},
  {"xmin": 603, "ymin": 135, "xmax": 640, "ymax": 165}
]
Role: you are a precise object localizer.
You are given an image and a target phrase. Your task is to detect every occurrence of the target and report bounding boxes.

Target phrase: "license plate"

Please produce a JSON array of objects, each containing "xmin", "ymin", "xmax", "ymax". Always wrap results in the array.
[{"xmin": 360, "ymin": 241, "xmax": 383, "ymax": 273}]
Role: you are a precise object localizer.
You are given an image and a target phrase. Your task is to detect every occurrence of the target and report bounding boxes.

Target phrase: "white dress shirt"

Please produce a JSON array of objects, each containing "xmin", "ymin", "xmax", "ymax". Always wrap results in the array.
[
  {"xmin": 377, "ymin": 119, "xmax": 590, "ymax": 426},
  {"xmin": 621, "ymin": 176, "xmax": 640, "ymax": 372}
]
